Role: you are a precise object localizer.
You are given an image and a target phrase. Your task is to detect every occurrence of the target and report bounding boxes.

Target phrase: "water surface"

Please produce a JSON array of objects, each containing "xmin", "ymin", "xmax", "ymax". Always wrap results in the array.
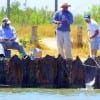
[{"xmin": 0, "ymin": 88, "xmax": 99, "ymax": 100}]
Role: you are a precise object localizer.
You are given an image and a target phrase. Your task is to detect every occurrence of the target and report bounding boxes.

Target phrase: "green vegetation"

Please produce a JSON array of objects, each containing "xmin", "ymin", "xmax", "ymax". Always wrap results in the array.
[
  {"xmin": 0, "ymin": 1, "xmax": 100, "ymax": 25},
  {"xmin": 0, "ymin": 1, "xmax": 53, "ymax": 25}
]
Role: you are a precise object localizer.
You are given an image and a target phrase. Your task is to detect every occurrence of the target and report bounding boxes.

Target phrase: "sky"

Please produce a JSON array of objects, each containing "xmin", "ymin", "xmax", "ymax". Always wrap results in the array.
[{"xmin": 0, "ymin": 0, "xmax": 100, "ymax": 15}]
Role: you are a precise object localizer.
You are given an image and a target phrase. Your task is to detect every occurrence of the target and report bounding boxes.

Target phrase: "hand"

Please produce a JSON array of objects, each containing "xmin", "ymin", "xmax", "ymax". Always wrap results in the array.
[
  {"xmin": 10, "ymin": 38, "xmax": 15, "ymax": 41},
  {"xmin": 4, "ymin": 38, "xmax": 9, "ymax": 41},
  {"xmin": 56, "ymin": 21, "xmax": 62, "ymax": 25},
  {"xmin": 90, "ymin": 36, "xmax": 92, "ymax": 39},
  {"xmin": 62, "ymin": 18, "xmax": 67, "ymax": 22}
]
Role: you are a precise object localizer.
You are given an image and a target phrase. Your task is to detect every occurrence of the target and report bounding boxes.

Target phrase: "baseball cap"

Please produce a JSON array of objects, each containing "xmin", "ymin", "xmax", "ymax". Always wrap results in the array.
[
  {"xmin": 84, "ymin": 14, "xmax": 91, "ymax": 20},
  {"xmin": 2, "ymin": 17, "xmax": 11, "ymax": 24}
]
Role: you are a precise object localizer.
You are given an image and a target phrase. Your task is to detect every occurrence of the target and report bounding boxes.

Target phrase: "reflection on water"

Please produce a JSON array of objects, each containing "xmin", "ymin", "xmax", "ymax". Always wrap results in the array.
[{"xmin": 0, "ymin": 88, "xmax": 100, "ymax": 100}]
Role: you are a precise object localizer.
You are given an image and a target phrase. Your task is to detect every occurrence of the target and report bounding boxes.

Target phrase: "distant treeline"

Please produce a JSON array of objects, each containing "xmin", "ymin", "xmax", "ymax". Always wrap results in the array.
[
  {"xmin": 0, "ymin": 1, "xmax": 100, "ymax": 25},
  {"xmin": 74, "ymin": 5, "xmax": 100, "ymax": 25},
  {"xmin": 0, "ymin": 1, "xmax": 53, "ymax": 25}
]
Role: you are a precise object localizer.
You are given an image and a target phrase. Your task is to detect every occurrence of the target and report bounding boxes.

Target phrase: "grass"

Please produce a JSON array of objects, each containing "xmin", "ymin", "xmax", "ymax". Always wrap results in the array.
[{"xmin": 11, "ymin": 24, "xmax": 100, "ymax": 59}]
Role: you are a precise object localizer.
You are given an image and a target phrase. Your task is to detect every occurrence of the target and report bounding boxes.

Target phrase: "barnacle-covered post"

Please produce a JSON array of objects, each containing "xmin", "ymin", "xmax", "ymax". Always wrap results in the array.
[{"xmin": 77, "ymin": 25, "xmax": 83, "ymax": 48}]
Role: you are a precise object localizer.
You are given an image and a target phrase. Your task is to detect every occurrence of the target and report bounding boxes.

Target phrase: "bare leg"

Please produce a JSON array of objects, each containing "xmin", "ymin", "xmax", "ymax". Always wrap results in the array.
[{"xmin": 90, "ymin": 49, "xmax": 97, "ymax": 58}]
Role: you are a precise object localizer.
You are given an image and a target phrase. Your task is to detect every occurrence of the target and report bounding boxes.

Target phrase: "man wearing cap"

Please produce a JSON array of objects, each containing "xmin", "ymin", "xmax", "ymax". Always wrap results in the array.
[
  {"xmin": 52, "ymin": 2, "xmax": 73, "ymax": 60},
  {"xmin": 84, "ymin": 14, "xmax": 100, "ymax": 58},
  {"xmin": 0, "ymin": 17, "xmax": 27, "ymax": 58}
]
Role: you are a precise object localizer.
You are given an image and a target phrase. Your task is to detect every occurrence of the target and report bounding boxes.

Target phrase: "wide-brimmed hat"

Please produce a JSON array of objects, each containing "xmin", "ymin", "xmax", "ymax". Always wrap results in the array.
[
  {"xmin": 61, "ymin": 3, "xmax": 71, "ymax": 8},
  {"xmin": 2, "ymin": 17, "xmax": 11, "ymax": 24}
]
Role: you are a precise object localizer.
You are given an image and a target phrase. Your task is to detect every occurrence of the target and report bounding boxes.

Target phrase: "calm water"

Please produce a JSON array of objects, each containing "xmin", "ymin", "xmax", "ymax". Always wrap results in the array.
[{"xmin": 0, "ymin": 88, "xmax": 100, "ymax": 100}]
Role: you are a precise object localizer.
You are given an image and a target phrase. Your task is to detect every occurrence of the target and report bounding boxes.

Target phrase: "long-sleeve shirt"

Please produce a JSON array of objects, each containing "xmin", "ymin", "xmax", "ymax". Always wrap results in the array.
[
  {"xmin": 0, "ymin": 26, "xmax": 17, "ymax": 42},
  {"xmin": 52, "ymin": 10, "xmax": 73, "ymax": 32}
]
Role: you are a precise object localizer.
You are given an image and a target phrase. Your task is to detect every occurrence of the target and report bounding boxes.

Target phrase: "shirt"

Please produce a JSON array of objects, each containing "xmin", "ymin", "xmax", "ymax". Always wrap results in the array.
[
  {"xmin": 0, "ymin": 25, "xmax": 17, "ymax": 42},
  {"xmin": 52, "ymin": 10, "xmax": 73, "ymax": 32},
  {"xmin": 87, "ymin": 19, "xmax": 100, "ymax": 38}
]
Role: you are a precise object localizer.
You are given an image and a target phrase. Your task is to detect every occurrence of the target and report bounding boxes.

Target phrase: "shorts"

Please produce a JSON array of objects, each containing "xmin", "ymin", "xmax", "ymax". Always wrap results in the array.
[{"xmin": 89, "ymin": 37, "xmax": 100, "ymax": 50}]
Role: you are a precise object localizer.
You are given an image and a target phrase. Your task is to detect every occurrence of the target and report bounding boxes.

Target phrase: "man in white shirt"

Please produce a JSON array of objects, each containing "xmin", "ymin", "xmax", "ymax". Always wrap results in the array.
[{"xmin": 84, "ymin": 14, "xmax": 100, "ymax": 58}]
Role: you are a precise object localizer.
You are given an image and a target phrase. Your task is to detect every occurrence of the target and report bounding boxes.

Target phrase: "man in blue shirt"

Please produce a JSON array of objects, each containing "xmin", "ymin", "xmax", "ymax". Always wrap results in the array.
[
  {"xmin": 52, "ymin": 2, "xmax": 73, "ymax": 60},
  {"xmin": 0, "ymin": 17, "xmax": 27, "ymax": 58}
]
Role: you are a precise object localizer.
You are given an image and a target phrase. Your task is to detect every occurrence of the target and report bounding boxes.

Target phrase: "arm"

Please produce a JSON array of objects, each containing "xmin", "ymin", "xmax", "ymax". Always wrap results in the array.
[
  {"xmin": 10, "ymin": 26, "xmax": 17, "ymax": 41},
  {"xmin": 90, "ymin": 23, "xmax": 100, "ymax": 39},
  {"xmin": 0, "ymin": 27, "xmax": 4, "ymax": 41},
  {"xmin": 52, "ymin": 11, "xmax": 62, "ymax": 24},
  {"xmin": 66, "ymin": 12, "xmax": 73, "ymax": 24},
  {"xmin": 60, "ymin": 11, "xmax": 73, "ymax": 24},
  {"xmin": 90, "ymin": 29, "xmax": 99, "ymax": 39}
]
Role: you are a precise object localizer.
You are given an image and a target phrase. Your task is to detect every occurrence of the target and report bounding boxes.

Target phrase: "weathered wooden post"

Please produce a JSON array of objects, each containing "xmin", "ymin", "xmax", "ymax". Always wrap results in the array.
[
  {"xmin": 55, "ymin": 0, "xmax": 58, "ymax": 12},
  {"xmin": 7, "ymin": 0, "xmax": 10, "ymax": 19},
  {"xmin": 76, "ymin": 25, "xmax": 83, "ymax": 48},
  {"xmin": 31, "ymin": 26, "xmax": 38, "ymax": 43}
]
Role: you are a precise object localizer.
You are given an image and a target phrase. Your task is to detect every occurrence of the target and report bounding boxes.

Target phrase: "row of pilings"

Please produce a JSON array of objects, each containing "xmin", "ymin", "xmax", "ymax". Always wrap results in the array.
[{"xmin": 0, "ymin": 55, "xmax": 100, "ymax": 88}]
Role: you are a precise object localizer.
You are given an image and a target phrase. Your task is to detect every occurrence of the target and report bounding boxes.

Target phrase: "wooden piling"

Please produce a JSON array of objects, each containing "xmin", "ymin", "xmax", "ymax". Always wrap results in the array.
[
  {"xmin": 76, "ymin": 25, "xmax": 83, "ymax": 48},
  {"xmin": 31, "ymin": 26, "xmax": 38, "ymax": 43}
]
